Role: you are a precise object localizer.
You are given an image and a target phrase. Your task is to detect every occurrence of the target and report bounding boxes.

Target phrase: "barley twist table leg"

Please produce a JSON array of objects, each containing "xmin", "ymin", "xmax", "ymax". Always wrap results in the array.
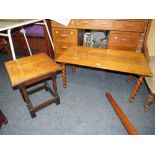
[
  {"xmin": 52, "ymin": 73, "xmax": 60, "ymax": 105},
  {"xmin": 52, "ymin": 74, "xmax": 58, "ymax": 97},
  {"xmin": 19, "ymin": 89, "xmax": 26, "ymax": 101},
  {"xmin": 62, "ymin": 63, "xmax": 67, "ymax": 88},
  {"xmin": 144, "ymin": 91, "xmax": 155, "ymax": 112},
  {"xmin": 129, "ymin": 76, "xmax": 144, "ymax": 103},
  {"xmin": 20, "ymin": 87, "xmax": 36, "ymax": 118}
]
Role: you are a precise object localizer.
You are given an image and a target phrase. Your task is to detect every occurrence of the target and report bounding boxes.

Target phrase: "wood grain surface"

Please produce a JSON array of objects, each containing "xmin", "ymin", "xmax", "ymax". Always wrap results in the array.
[
  {"xmin": 56, "ymin": 45, "xmax": 152, "ymax": 76},
  {"xmin": 5, "ymin": 53, "xmax": 61, "ymax": 87}
]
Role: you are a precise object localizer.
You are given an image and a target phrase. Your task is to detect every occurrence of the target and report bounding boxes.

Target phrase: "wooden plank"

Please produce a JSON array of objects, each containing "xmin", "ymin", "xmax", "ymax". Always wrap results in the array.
[{"xmin": 105, "ymin": 92, "xmax": 139, "ymax": 135}]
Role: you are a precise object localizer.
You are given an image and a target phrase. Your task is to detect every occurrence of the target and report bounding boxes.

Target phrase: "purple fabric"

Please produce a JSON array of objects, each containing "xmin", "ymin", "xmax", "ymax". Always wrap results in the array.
[{"xmin": 25, "ymin": 25, "xmax": 44, "ymax": 37}]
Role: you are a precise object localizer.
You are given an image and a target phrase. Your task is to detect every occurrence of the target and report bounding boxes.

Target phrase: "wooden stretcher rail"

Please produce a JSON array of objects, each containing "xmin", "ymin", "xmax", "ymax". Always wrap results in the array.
[{"xmin": 105, "ymin": 92, "xmax": 139, "ymax": 135}]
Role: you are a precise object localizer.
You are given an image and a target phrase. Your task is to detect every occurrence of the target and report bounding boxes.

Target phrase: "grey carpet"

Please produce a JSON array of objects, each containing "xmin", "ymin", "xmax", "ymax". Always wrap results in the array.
[{"xmin": 0, "ymin": 53, "xmax": 155, "ymax": 135}]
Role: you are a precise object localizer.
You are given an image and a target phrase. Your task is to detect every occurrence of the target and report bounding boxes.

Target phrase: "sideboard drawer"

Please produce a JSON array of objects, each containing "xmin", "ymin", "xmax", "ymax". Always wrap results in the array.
[
  {"xmin": 52, "ymin": 28, "xmax": 77, "ymax": 42},
  {"xmin": 108, "ymin": 31, "xmax": 141, "ymax": 50},
  {"xmin": 91, "ymin": 20, "xmax": 114, "ymax": 29},
  {"xmin": 76, "ymin": 19, "xmax": 114, "ymax": 30},
  {"xmin": 114, "ymin": 20, "xmax": 148, "ymax": 32},
  {"xmin": 76, "ymin": 20, "xmax": 92, "ymax": 29},
  {"xmin": 54, "ymin": 41, "xmax": 76, "ymax": 53}
]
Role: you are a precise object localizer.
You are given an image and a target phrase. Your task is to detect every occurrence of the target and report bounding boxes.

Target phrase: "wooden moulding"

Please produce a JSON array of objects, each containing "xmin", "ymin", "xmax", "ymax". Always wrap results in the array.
[{"xmin": 105, "ymin": 92, "xmax": 139, "ymax": 135}]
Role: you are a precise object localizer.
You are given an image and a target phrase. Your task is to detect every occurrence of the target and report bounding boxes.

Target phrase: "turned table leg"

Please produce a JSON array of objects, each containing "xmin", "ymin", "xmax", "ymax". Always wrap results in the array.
[
  {"xmin": 19, "ymin": 89, "xmax": 26, "ymax": 101},
  {"xmin": 129, "ymin": 76, "xmax": 144, "ymax": 102},
  {"xmin": 61, "ymin": 63, "xmax": 67, "ymax": 88},
  {"xmin": 144, "ymin": 91, "xmax": 155, "ymax": 112},
  {"xmin": 20, "ymin": 87, "xmax": 36, "ymax": 118},
  {"xmin": 52, "ymin": 74, "xmax": 60, "ymax": 105}
]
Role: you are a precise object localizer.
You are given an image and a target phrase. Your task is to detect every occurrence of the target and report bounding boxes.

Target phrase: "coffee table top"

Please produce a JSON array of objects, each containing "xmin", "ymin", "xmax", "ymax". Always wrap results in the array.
[
  {"xmin": 56, "ymin": 45, "xmax": 152, "ymax": 77},
  {"xmin": 5, "ymin": 53, "xmax": 61, "ymax": 87}
]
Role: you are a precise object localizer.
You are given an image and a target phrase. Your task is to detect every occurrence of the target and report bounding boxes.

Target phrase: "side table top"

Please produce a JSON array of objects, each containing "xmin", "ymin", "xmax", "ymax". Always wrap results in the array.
[{"xmin": 5, "ymin": 53, "xmax": 61, "ymax": 87}]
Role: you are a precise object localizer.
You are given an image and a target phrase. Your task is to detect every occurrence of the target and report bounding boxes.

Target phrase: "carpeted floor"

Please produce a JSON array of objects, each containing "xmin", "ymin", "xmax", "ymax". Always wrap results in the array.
[{"xmin": 0, "ymin": 53, "xmax": 155, "ymax": 135}]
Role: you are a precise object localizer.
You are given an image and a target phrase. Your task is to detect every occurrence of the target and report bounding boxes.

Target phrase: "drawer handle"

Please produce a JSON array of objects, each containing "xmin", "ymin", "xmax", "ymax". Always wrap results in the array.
[
  {"xmin": 100, "ymin": 23, "xmax": 107, "ymax": 25},
  {"xmin": 120, "ymin": 38, "xmax": 127, "ymax": 41},
  {"xmin": 56, "ymin": 31, "xmax": 58, "ymax": 34},
  {"xmin": 81, "ymin": 21, "xmax": 88, "ymax": 24},
  {"xmin": 61, "ymin": 34, "xmax": 67, "ymax": 37},
  {"xmin": 114, "ymin": 36, "xmax": 118, "ymax": 40},
  {"xmin": 62, "ymin": 46, "xmax": 68, "ymax": 49}
]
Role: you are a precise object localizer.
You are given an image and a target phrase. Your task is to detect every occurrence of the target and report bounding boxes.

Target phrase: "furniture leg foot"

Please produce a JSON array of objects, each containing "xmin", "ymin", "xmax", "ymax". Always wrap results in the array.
[
  {"xmin": 55, "ymin": 97, "xmax": 60, "ymax": 105},
  {"xmin": 144, "ymin": 91, "xmax": 155, "ymax": 112},
  {"xmin": 129, "ymin": 76, "xmax": 144, "ymax": 103},
  {"xmin": 30, "ymin": 110, "xmax": 36, "ymax": 118},
  {"xmin": 62, "ymin": 64, "xmax": 67, "ymax": 88}
]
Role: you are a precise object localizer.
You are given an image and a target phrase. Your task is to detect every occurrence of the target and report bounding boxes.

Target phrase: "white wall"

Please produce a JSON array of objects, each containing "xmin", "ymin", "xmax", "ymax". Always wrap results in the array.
[{"xmin": 148, "ymin": 20, "xmax": 155, "ymax": 56}]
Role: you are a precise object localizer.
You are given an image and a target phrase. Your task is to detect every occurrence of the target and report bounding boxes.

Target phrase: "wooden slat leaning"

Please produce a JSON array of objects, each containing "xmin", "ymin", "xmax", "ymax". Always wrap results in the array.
[{"xmin": 105, "ymin": 92, "xmax": 139, "ymax": 135}]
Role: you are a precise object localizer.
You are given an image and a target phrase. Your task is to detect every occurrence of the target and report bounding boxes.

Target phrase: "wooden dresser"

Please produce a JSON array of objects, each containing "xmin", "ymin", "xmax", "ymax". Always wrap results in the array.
[
  {"xmin": 51, "ymin": 19, "xmax": 151, "ymax": 59},
  {"xmin": 51, "ymin": 20, "xmax": 77, "ymax": 58}
]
